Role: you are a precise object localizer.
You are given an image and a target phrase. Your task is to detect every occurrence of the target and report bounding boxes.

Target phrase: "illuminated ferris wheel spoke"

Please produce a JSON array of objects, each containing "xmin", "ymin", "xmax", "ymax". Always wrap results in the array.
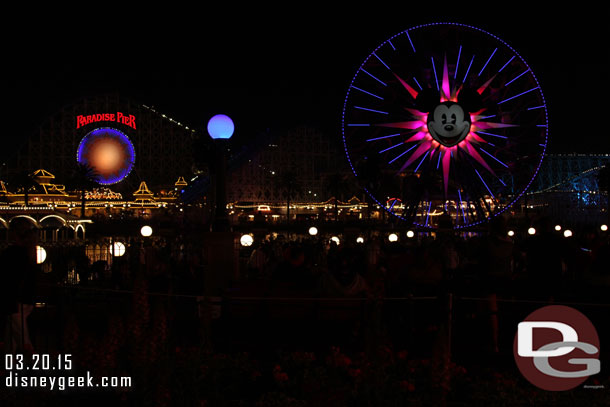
[
  {"xmin": 398, "ymin": 141, "xmax": 431, "ymax": 172},
  {"xmin": 474, "ymin": 131, "xmax": 507, "ymax": 139},
  {"xmin": 504, "ymin": 70, "xmax": 529, "ymax": 87},
  {"xmin": 424, "ymin": 201, "xmax": 432, "ymax": 226},
  {"xmin": 388, "ymin": 40, "xmax": 396, "ymax": 51},
  {"xmin": 347, "ymin": 123, "xmax": 370, "ymax": 127},
  {"xmin": 464, "ymin": 143, "xmax": 495, "ymax": 175},
  {"xmin": 354, "ymin": 106, "xmax": 389, "ymax": 115},
  {"xmin": 477, "ymin": 73, "xmax": 498, "ymax": 94},
  {"xmin": 414, "ymin": 150, "xmax": 430, "ymax": 173},
  {"xmin": 441, "ymin": 56, "xmax": 451, "ymax": 99},
  {"xmin": 412, "ymin": 77, "xmax": 423, "ymax": 90},
  {"xmin": 442, "ymin": 149, "xmax": 452, "ymax": 197},
  {"xmin": 457, "ymin": 189, "xmax": 467, "ymax": 223},
  {"xmin": 474, "ymin": 149, "xmax": 509, "ymax": 187},
  {"xmin": 474, "ymin": 168, "xmax": 495, "ymax": 198},
  {"xmin": 373, "ymin": 53, "xmax": 392, "ymax": 71},
  {"xmin": 405, "ymin": 31, "xmax": 416, "ymax": 53},
  {"xmin": 351, "ymin": 85, "xmax": 384, "ymax": 100},
  {"xmin": 478, "ymin": 147, "xmax": 509, "ymax": 168},
  {"xmin": 376, "ymin": 120, "xmax": 425, "ymax": 130},
  {"xmin": 498, "ymin": 55, "xmax": 516, "ymax": 72},
  {"xmin": 393, "ymin": 73, "xmax": 419, "ymax": 99},
  {"xmin": 478, "ymin": 48, "xmax": 497, "ymax": 77},
  {"xmin": 497, "ymin": 87, "xmax": 540, "ymax": 105},
  {"xmin": 361, "ymin": 69, "xmax": 387, "ymax": 86},
  {"xmin": 473, "ymin": 121, "xmax": 518, "ymax": 130},
  {"xmin": 463, "ymin": 55, "xmax": 475, "ymax": 83},
  {"xmin": 389, "ymin": 143, "xmax": 418, "ymax": 164},
  {"xmin": 379, "ymin": 143, "xmax": 404, "ymax": 153},
  {"xmin": 366, "ymin": 133, "xmax": 402, "ymax": 142},
  {"xmin": 454, "ymin": 45, "xmax": 462, "ymax": 80},
  {"xmin": 404, "ymin": 131, "xmax": 427, "ymax": 143},
  {"xmin": 528, "ymin": 105, "xmax": 545, "ymax": 110}
]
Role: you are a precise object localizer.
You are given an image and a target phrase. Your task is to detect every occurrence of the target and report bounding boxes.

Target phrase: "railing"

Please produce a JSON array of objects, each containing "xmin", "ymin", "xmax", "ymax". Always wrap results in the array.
[{"xmin": 11, "ymin": 284, "xmax": 610, "ymax": 359}]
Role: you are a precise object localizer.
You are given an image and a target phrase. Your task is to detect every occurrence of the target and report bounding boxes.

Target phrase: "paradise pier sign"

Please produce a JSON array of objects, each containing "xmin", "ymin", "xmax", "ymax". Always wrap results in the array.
[
  {"xmin": 75, "ymin": 111, "xmax": 137, "ymax": 185},
  {"xmin": 76, "ymin": 112, "xmax": 136, "ymax": 129}
]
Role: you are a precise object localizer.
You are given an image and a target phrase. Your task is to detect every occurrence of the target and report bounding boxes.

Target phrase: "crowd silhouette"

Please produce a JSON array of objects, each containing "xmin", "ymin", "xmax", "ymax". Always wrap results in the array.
[{"xmin": 1, "ymin": 215, "xmax": 609, "ymax": 357}]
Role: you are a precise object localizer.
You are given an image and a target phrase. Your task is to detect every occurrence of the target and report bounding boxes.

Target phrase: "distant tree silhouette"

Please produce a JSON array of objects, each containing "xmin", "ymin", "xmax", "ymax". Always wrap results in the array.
[
  {"xmin": 274, "ymin": 170, "xmax": 302, "ymax": 224},
  {"xmin": 12, "ymin": 171, "xmax": 38, "ymax": 207},
  {"xmin": 356, "ymin": 157, "xmax": 382, "ymax": 221},
  {"xmin": 325, "ymin": 172, "xmax": 351, "ymax": 221},
  {"xmin": 69, "ymin": 163, "xmax": 100, "ymax": 218}
]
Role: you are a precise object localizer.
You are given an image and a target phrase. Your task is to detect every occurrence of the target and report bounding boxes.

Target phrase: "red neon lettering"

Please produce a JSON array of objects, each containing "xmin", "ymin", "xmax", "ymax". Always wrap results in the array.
[{"xmin": 76, "ymin": 112, "xmax": 135, "ymax": 129}]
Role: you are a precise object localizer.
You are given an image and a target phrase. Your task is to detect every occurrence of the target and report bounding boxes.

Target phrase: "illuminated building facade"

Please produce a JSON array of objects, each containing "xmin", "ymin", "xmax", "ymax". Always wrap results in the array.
[
  {"xmin": 2, "ymin": 93, "xmax": 607, "ymax": 228},
  {"xmin": 7, "ymin": 93, "xmax": 196, "ymax": 193},
  {"xmin": 525, "ymin": 154, "xmax": 609, "ymax": 225},
  {"xmin": 226, "ymin": 125, "xmax": 355, "ymax": 203}
]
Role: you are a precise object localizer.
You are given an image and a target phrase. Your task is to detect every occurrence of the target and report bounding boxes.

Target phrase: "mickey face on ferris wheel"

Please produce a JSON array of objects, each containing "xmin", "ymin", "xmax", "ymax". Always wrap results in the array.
[
  {"xmin": 428, "ymin": 102, "xmax": 469, "ymax": 146},
  {"xmin": 417, "ymin": 87, "xmax": 481, "ymax": 147}
]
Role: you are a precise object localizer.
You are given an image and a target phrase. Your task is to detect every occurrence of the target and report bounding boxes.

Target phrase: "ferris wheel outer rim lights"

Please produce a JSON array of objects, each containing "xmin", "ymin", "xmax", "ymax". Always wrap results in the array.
[{"xmin": 341, "ymin": 22, "xmax": 548, "ymax": 230}]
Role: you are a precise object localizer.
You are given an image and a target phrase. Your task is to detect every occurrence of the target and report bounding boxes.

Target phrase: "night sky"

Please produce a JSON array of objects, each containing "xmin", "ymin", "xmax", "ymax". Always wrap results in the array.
[{"xmin": 2, "ymin": 8, "xmax": 607, "ymax": 167}]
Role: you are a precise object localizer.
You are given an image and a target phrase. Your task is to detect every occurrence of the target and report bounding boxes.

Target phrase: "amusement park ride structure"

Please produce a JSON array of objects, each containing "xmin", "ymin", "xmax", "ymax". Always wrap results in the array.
[{"xmin": 1, "ymin": 24, "xmax": 608, "ymax": 231}]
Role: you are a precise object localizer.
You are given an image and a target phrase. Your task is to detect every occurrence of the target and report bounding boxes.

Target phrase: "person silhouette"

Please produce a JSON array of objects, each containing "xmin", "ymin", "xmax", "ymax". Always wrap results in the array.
[
  {"xmin": 480, "ymin": 216, "xmax": 515, "ymax": 354},
  {"xmin": 1, "ymin": 218, "xmax": 39, "ymax": 353}
]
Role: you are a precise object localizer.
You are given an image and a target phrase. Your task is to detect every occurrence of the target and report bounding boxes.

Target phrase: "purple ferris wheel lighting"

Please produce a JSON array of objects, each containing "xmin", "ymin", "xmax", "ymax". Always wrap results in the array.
[
  {"xmin": 354, "ymin": 106, "xmax": 389, "ymax": 115},
  {"xmin": 374, "ymin": 53, "xmax": 391, "ymax": 71},
  {"xmin": 351, "ymin": 85, "xmax": 384, "ymax": 100},
  {"xmin": 498, "ymin": 55, "xmax": 516, "ymax": 73},
  {"xmin": 342, "ymin": 22, "xmax": 548, "ymax": 229},
  {"xmin": 454, "ymin": 46, "xmax": 462, "ymax": 79},
  {"xmin": 478, "ymin": 48, "xmax": 497, "ymax": 77},
  {"xmin": 463, "ymin": 55, "xmax": 475, "ymax": 83},
  {"xmin": 361, "ymin": 69, "xmax": 387, "ymax": 86},
  {"xmin": 412, "ymin": 77, "xmax": 423, "ymax": 90}
]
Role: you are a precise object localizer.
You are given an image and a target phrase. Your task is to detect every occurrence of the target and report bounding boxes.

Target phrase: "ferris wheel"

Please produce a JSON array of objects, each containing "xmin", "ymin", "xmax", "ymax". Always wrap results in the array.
[{"xmin": 342, "ymin": 22, "xmax": 548, "ymax": 229}]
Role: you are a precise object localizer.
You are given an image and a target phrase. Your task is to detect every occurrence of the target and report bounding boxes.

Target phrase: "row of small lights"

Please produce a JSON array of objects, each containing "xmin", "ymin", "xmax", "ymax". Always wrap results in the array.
[
  {"xmin": 240, "ymin": 224, "xmax": 610, "ymax": 247},
  {"xmin": 512, "ymin": 224, "xmax": 608, "ymax": 238},
  {"xmin": 306, "ymin": 226, "xmax": 414, "ymax": 241},
  {"xmin": 239, "ymin": 227, "xmax": 416, "ymax": 247},
  {"xmin": 35, "ymin": 225, "xmax": 154, "ymax": 264},
  {"xmin": 36, "ymin": 223, "xmax": 609, "ymax": 261}
]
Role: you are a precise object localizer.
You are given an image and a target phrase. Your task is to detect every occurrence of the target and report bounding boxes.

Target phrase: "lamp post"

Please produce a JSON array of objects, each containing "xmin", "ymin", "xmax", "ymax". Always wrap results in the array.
[
  {"xmin": 202, "ymin": 114, "xmax": 238, "ymax": 337},
  {"xmin": 208, "ymin": 114, "xmax": 234, "ymax": 232}
]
